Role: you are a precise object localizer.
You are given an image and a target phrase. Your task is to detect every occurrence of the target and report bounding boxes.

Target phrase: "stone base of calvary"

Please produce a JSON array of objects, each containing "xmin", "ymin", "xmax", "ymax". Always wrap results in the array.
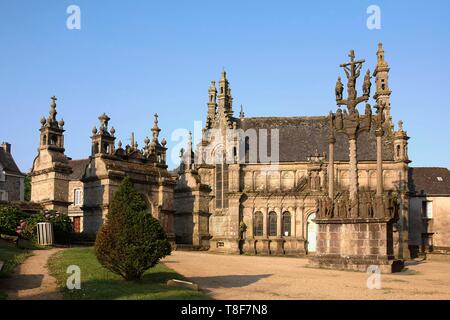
[{"xmin": 309, "ymin": 46, "xmax": 407, "ymax": 273}]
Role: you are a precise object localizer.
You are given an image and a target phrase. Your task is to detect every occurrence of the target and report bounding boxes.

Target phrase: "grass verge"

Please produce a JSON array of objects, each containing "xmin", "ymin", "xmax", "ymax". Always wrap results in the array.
[
  {"xmin": 48, "ymin": 247, "xmax": 209, "ymax": 300},
  {"xmin": 0, "ymin": 244, "xmax": 33, "ymax": 300}
]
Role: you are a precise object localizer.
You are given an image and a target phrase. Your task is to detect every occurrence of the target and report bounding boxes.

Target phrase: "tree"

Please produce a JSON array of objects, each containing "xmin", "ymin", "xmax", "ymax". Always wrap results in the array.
[{"xmin": 94, "ymin": 177, "xmax": 171, "ymax": 281}]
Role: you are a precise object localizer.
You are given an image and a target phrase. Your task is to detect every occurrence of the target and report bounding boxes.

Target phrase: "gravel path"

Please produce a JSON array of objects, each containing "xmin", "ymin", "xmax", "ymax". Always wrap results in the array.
[
  {"xmin": 0, "ymin": 248, "xmax": 63, "ymax": 300},
  {"xmin": 163, "ymin": 251, "xmax": 450, "ymax": 300}
]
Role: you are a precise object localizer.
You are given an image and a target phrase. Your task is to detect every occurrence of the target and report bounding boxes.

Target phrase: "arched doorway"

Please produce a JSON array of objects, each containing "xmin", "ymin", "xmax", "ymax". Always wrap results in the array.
[{"xmin": 307, "ymin": 212, "xmax": 318, "ymax": 253}]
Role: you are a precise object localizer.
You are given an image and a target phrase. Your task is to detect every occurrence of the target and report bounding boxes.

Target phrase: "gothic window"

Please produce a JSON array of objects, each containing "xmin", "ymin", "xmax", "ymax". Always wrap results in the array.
[
  {"xmin": 381, "ymin": 79, "xmax": 386, "ymax": 90},
  {"xmin": 269, "ymin": 211, "xmax": 277, "ymax": 236},
  {"xmin": 254, "ymin": 211, "xmax": 263, "ymax": 237},
  {"xmin": 42, "ymin": 135, "xmax": 47, "ymax": 145},
  {"xmin": 282, "ymin": 212, "xmax": 291, "ymax": 237},
  {"xmin": 396, "ymin": 145, "xmax": 400, "ymax": 157},
  {"xmin": 215, "ymin": 148, "xmax": 228, "ymax": 210}
]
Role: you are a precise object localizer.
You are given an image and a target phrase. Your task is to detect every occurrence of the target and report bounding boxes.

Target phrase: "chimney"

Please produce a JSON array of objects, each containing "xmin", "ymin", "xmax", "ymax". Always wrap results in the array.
[{"xmin": 1, "ymin": 142, "xmax": 11, "ymax": 154}]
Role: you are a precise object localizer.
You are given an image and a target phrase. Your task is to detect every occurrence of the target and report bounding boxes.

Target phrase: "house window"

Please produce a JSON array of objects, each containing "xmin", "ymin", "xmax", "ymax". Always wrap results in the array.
[
  {"xmin": 74, "ymin": 189, "xmax": 82, "ymax": 206},
  {"xmin": 254, "ymin": 212, "xmax": 263, "ymax": 237},
  {"xmin": 422, "ymin": 201, "xmax": 433, "ymax": 219},
  {"xmin": 0, "ymin": 167, "xmax": 5, "ymax": 182},
  {"xmin": 0, "ymin": 190, "xmax": 8, "ymax": 201},
  {"xmin": 269, "ymin": 212, "xmax": 277, "ymax": 236},
  {"xmin": 282, "ymin": 212, "xmax": 291, "ymax": 237}
]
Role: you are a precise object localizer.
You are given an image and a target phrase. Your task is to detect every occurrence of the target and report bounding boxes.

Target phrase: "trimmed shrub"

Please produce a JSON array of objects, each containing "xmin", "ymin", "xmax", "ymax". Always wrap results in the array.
[{"xmin": 95, "ymin": 177, "xmax": 171, "ymax": 281}]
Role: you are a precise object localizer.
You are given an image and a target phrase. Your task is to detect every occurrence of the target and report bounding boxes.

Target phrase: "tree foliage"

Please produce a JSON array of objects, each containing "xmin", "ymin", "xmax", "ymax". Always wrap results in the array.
[{"xmin": 95, "ymin": 177, "xmax": 171, "ymax": 281}]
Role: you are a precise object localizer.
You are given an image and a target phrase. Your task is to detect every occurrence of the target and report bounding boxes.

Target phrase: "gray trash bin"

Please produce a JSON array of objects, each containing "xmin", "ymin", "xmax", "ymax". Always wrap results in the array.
[{"xmin": 37, "ymin": 222, "xmax": 54, "ymax": 246}]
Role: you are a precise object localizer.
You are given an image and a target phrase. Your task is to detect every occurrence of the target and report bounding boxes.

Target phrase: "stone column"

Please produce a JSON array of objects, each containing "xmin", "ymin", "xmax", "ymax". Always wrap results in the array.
[
  {"xmin": 277, "ymin": 211, "xmax": 282, "ymax": 237},
  {"xmin": 328, "ymin": 136, "xmax": 335, "ymax": 198},
  {"xmin": 375, "ymin": 128, "xmax": 384, "ymax": 217},
  {"xmin": 262, "ymin": 209, "xmax": 267, "ymax": 238},
  {"xmin": 349, "ymin": 138, "xmax": 359, "ymax": 201}
]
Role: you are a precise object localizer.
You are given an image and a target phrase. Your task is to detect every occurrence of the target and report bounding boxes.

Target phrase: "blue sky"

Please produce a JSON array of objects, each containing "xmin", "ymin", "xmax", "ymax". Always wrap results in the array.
[{"xmin": 1, "ymin": 0, "xmax": 449, "ymax": 171}]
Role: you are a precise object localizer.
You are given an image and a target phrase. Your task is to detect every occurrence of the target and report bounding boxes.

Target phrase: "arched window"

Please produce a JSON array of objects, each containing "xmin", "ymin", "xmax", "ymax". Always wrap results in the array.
[
  {"xmin": 215, "ymin": 147, "xmax": 228, "ymax": 210},
  {"xmin": 396, "ymin": 145, "xmax": 401, "ymax": 157},
  {"xmin": 282, "ymin": 212, "xmax": 291, "ymax": 237},
  {"xmin": 269, "ymin": 211, "xmax": 277, "ymax": 236},
  {"xmin": 49, "ymin": 134, "xmax": 57, "ymax": 145},
  {"xmin": 254, "ymin": 212, "xmax": 263, "ymax": 237}
]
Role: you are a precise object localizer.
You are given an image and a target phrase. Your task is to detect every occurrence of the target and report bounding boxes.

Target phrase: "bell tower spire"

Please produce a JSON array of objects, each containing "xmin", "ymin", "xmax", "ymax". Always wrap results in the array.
[
  {"xmin": 206, "ymin": 80, "xmax": 217, "ymax": 128},
  {"xmin": 373, "ymin": 42, "xmax": 393, "ymax": 130},
  {"xmin": 218, "ymin": 69, "xmax": 234, "ymax": 127}
]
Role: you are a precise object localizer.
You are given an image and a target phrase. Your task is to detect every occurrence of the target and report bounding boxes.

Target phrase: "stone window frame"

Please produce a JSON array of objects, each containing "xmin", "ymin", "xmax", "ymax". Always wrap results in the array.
[
  {"xmin": 253, "ymin": 211, "xmax": 264, "ymax": 237},
  {"xmin": 282, "ymin": 211, "xmax": 291, "ymax": 237},
  {"xmin": 268, "ymin": 211, "xmax": 277, "ymax": 237}
]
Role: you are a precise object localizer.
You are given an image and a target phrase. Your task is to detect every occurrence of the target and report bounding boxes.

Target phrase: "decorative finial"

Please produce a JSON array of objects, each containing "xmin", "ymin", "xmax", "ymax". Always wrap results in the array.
[
  {"xmin": 40, "ymin": 117, "xmax": 46, "ymax": 126},
  {"xmin": 398, "ymin": 120, "xmax": 404, "ymax": 131},
  {"xmin": 58, "ymin": 118, "xmax": 65, "ymax": 128},
  {"xmin": 239, "ymin": 105, "xmax": 245, "ymax": 119},
  {"xmin": 110, "ymin": 126, "xmax": 115, "ymax": 136},
  {"xmin": 118, "ymin": 140, "xmax": 122, "ymax": 148},
  {"xmin": 98, "ymin": 113, "xmax": 110, "ymax": 132},
  {"xmin": 48, "ymin": 96, "xmax": 58, "ymax": 123},
  {"xmin": 144, "ymin": 136, "xmax": 150, "ymax": 146},
  {"xmin": 92, "ymin": 126, "xmax": 98, "ymax": 135},
  {"xmin": 161, "ymin": 138, "xmax": 167, "ymax": 147},
  {"xmin": 152, "ymin": 113, "xmax": 161, "ymax": 142}
]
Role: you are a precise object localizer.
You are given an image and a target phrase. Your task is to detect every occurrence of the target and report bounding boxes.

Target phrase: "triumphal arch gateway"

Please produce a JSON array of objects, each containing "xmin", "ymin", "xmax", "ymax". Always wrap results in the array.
[{"xmin": 31, "ymin": 43, "xmax": 410, "ymax": 272}]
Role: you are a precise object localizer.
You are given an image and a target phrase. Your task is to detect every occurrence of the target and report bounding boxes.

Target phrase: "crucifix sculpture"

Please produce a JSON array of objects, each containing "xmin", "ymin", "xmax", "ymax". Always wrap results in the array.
[
  {"xmin": 333, "ymin": 50, "xmax": 372, "ymax": 216},
  {"xmin": 336, "ymin": 50, "xmax": 370, "ymax": 112}
]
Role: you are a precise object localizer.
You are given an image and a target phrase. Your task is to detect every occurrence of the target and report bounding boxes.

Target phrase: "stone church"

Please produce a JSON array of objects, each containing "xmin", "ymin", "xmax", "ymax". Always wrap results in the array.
[
  {"xmin": 29, "ymin": 43, "xmax": 438, "ymax": 272},
  {"xmin": 174, "ymin": 43, "xmax": 410, "ymax": 272}
]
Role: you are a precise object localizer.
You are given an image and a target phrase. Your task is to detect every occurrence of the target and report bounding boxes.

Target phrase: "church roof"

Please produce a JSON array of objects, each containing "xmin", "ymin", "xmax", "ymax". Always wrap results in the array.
[
  {"xmin": 0, "ymin": 148, "xmax": 23, "ymax": 175},
  {"xmin": 408, "ymin": 167, "xmax": 450, "ymax": 196},
  {"xmin": 239, "ymin": 116, "xmax": 394, "ymax": 163},
  {"xmin": 68, "ymin": 159, "xmax": 90, "ymax": 180}
]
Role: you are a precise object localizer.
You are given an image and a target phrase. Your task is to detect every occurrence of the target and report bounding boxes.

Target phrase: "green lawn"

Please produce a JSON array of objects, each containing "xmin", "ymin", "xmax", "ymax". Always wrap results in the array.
[
  {"xmin": 0, "ymin": 244, "xmax": 33, "ymax": 300},
  {"xmin": 48, "ymin": 247, "xmax": 209, "ymax": 300}
]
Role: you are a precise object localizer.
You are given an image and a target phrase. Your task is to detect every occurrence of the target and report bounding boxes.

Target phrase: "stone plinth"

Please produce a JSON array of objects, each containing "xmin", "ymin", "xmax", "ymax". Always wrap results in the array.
[{"xmin": 309, "ymin": 218, "xmax": 404, "ymax": 273}]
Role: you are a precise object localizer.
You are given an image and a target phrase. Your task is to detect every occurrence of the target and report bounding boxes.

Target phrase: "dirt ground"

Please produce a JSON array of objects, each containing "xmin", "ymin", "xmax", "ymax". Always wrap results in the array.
[
  {"xmin": 163, "ymin": 251, "xmax": 450, "ymax": 300},
  {"xmin": 0, "ymin": 248, "xmax": 62, "ymax": 300}
]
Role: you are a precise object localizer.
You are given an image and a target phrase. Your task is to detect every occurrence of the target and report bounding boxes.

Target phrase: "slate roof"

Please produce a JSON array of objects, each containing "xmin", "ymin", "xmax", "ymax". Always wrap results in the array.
[
  {"xmin": 239, "ymin": 116, "xmax": 394, "ymax": 163},
  {"xmin": 68, "ymin": 159, "xmax": 90, "ymax": 180},
  {"xmin": 0, "ymin": 148, "xmax": 23, "ymax": 175},
  {"xmin": 408, "ymin": 167, "xmax": 450, "ymax": 196}
]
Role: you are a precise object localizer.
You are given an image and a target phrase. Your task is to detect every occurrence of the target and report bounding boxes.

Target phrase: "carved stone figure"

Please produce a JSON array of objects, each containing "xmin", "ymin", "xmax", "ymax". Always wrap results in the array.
[
  {"xmin": 363, "ymin": 69, "xmax": 372, "ymax": 96},
  {"xmin": 335, "ymin": 77, "xmax": 344, "ymax": 100}
]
